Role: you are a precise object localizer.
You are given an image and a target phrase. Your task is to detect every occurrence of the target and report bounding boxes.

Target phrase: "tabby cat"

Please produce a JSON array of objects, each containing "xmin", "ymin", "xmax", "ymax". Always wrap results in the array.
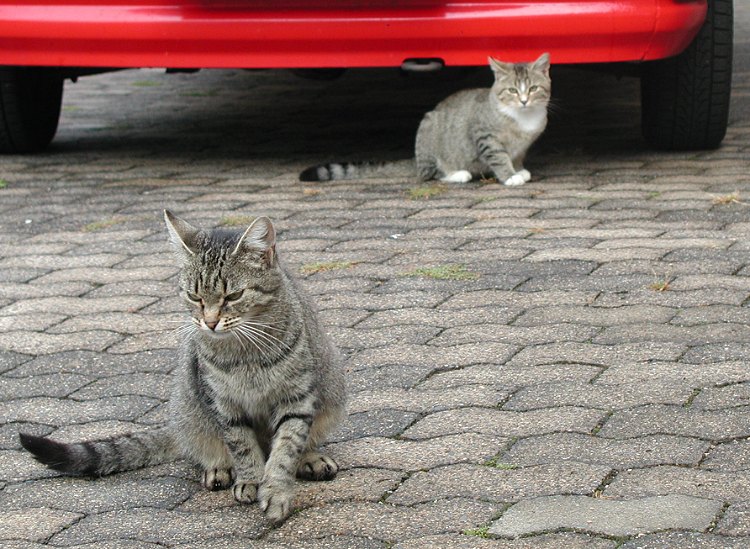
[
  {"xmin": 300, "ymin": 53, "xmax": 550, "ymax": 186},
  {"xmin": 20, "ymin": 210, "xmax": 347, "ymax": 524}
]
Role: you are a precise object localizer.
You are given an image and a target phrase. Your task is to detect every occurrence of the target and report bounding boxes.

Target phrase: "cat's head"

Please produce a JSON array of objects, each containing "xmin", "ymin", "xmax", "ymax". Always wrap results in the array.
[
  {"xmin": 164, "ymin": 210, "xmax": 282, "ymax": 339},
  {"xmin": 489, "ymin": 53, "xmax": 551, "ymax": 111}
]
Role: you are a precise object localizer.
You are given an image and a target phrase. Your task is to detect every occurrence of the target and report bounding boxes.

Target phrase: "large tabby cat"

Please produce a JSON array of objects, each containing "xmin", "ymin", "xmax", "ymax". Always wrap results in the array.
[
  {"xmin": 300, "ymin": 53, "xmax": 550, "ymax": 186},
  {"xmin": 19, "ymin": 210, "xmax": 347, "ymax": 524}
]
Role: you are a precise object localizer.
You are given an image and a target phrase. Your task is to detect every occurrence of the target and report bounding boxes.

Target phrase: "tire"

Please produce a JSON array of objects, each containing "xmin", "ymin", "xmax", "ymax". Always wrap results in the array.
[
  {"xmin": 0, "ymin": 67, "xmax": 64, "ymax": 153},
  {"xmin": 640, "ymin": 0, "xmax": 733, "ymax": 150}
]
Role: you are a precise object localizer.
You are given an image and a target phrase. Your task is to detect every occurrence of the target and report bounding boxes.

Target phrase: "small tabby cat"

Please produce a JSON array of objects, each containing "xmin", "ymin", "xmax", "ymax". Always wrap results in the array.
[
  {"xmin": 300, "ymin": 53, "xmax": 550, "ymax": 186},
  {"xmin": 20, "ymin": 210, "xmax": 347, "ymax": 524}
]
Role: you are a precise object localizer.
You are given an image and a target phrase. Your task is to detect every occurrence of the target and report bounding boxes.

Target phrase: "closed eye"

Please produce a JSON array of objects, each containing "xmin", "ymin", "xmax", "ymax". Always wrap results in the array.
[
  {"xmin": 185, "ymin": 292, "xmax": 202, "ymax": 303},
  {"xmin": 225, "ymin": 290, "xmax": 244, "ymax": 302}
]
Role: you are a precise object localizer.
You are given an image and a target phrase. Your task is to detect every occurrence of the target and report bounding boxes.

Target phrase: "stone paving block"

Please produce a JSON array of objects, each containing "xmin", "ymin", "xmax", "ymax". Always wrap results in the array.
[
  {"xmin": 0, "ymin": 282, "xmax": 93, "ymax": 300},
  {"xmin": 402, "ymin": 407, "xmax": 605, "ymax": 440},
  {"xmin": 105, "ymin": 332, "xmax": 180, "ymax": 354},
  {"xmin": 48, "ymin": 506, "xmax": 269, "ymax": 546},
  {"xmin": 683, "ymin": 344, "xmax": 750, "ymax": 363},
  {"xmin": 351, "ymin": 342, "xmax": 517, "ymax": 371},
  {"xmin": 26, "ymin": 230, "xmax": 153, "ymax": 244},
  {"xmin": 315, "ymin": 290, "xmax": 445, "ymax": 312},
  {"xmin": 593, "ymin": 288, "xmax": 747, "ymax": 307},
  {"xmin": 524, "ymin": 247, "xmax": 665, "ymax": 263},
  {"xmin": 0, "ymin": 296, "xmax": 158, "ymax": 316},
  {"xmin": 439, "ymin": 289, "xmax": 599, "ymax": 310},
  {"xmin": 513, "ymin": 304, "xmax": 675, "ymax": 327},
  {"xmin": 7, "ymin": 349, "xmax": 175, "ymax": 377},
  {"xmin": 605, "ymin": 465, "xmax": 750, "ymax": 503},
  {"xmin": 592, "ymin": 238, "xmax": 731, "ymax": 250},
  {"xmin": 691, "ymin": 383, "xmax": 750, "ymax": 410},
  {"xmin": 347, "ymin": 363, "xmax": 438, "ymax": 391},
  {"xmin": 327, "ymin": 433, "xmax": 508, "ymax": 471},
  {"xmin": 504, "ymin": 381, "xmax": 694, "ymax": 411},
  {"xmin": 419, "ymin": 363, "xmax": 602, "ymax": 391},
  {"xmin": 356, "ymin": 306, "xmax": 522, "ymax": 329},
  {"xmin": 0, "ymin": 330, "xmax": 122, "ymax": 355},
  {"xmin": 265, "ymin": 499, "xmax": 501, "ymax": 545},
  {"xmin": 594, "ymin": 323, "xmax": 750, "ymax": 345},
  {"xmin": 428, "ymin": 323, "xmax": 599, "ymax": 346},
  {"xmin": 0, "ymin": 422, "xmax": 53, "ymax": 450},
  {"xmin": 329, "ymin": 409, "xmax": 419, "ymax": 442},
  {"xmin": 0, "ymin": 253, "xmax": 128, "ymax": 270},
  {"xmin": 715, "ymin": 502, "xmax": 750, "ymax": 536},
  {"xmin": 0, "ymin": 373, "xmax": 92, "ymax": 400},
  {"xmin": 0, "ymin": 395, "xmax": 161, "ymax": 425},
  {"xmin": 347, "ymin": 385, "xmax": 509, "ymax": 414},
  {"xmin": 32, "ymin": 266, "xmax": 178, "ymax": 285},
  {"xmin": 506, "ymin": 341, "xmax": 685, "ymax": 368},
  {"xmin": 67, "ymin": 373, "xmax": 172, "ymax": 400},
  {"xmin": 82, "ymin": 280, "xmax": 177, "ymax": 299},
  {"xmin": 596, "ymin": 361, "xmax": 750, "ymax": 386},
  {"xmin": 388, "ymin": 462, "xmax": 610, "ymax": 506},
  {"xmin": 48, "ymin": 420, "xmax": 149, "ymax": 443},
  {"xmin": 0, "ymin": 476, "xmax": 196, "ymax": 514},
  {"xmin": 702, "ymin": 440, "xmax": 750, "ymax": 472},
  {"xmin": 0, "ymin": 507, "xmax": 83, "ymax": 543},
  {"xmin": 177, "ymin": 537, "xmax": 387, "ymax": 549},
  {"xmin": 619, "ymin": 532, "xmax": 750, "ymax": 549},
  {"xmin": 48, "ymin": 313, "xmax": 182, "ymax": 335},
  {"xmin": 598, "ymin": 405, "xmax": 750, "ymax": 440},
  {"xmin": 673, "ymin": 305, "xmax": 750, "ymax": 326},
  {"xmin": 0, "ymin": 313, "xmax": 67, "ymax": 332},
  {"xmin": 393, "ymin": 533, "xmax": 616, "ymax": 549},
  {"xmin": 488, "ymin": 494, "xmax": 723, "ymax": 538},
  {"xmin": 0, "ymin": 450, "xmax": 63, "ymax": 483},
  {"xmin": 503, "ymin": 433, "xmax": 708, "ymax": 469},
  {"xmin": 331, "ymin": 325, "xmax": 441, "ymax": 349}
]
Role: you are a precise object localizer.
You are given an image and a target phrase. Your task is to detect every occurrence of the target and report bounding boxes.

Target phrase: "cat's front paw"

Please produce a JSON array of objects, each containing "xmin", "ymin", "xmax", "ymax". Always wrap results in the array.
[
  {"xmin": 231, "ymin": 480, "xmax": 258, "ymax": 503},
  {"xmin": 297, "ymin": 452, "xmax": 339, "ymax": 481},
  {"xmin": 503, "ymin": 172, "xmax": 527, "ymax": 186},
  {"xmin": 258, "ymin": 480, "xmax": 295, "ymax": 524},
  {"xmin": 518, "ymin": 169, "xmax": 531, "ymax": 182},
  {"xmin": 202, "ymin": 468, "xmax": 233, "ymax": 491}
]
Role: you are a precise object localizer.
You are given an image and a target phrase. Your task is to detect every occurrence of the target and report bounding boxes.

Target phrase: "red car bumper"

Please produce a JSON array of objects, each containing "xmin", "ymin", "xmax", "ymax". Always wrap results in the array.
[{"xmin": 0, "ymin": 1, "xmax": 707, "ymax": 69}]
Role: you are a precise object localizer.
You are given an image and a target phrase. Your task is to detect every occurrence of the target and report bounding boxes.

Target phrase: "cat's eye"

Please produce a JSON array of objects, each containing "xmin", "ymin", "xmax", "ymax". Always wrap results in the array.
[
  {"xmin": 224, "ymin": 290, "xmax": 244, "ymax": 302},
  {"xmin": 508, "ymin": 88, "xmax": 519, "ymax": 95},
  {"xmin": 529, "ymin": 85, "xmax": 539, "ymax": 92},
  {"xmin": 185, "ymin": 292, "xmax": 201, "ymax": 303}
]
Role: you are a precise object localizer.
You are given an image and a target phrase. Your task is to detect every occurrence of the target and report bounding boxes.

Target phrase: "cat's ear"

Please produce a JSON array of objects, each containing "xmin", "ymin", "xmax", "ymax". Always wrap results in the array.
[
  {"xmin": 532, "ymin": 52, "xmax": 551, "ymax": 77},
  {"xmin": 488, "ymin": 56, "xmax": 513, "ymax": 76},
  {"xmin": 164, "ymin": 210, "xmax": 199, "ymax": 256},
  {"xmin": 232, "ymin": 216, "xmax": 276, "ymax": 266}
]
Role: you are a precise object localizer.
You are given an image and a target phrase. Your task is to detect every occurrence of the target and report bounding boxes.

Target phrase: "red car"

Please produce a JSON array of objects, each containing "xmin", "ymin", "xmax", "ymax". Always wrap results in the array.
[{"xmin": 0, "ymin": 0, "xmax": 732, "ymax": 153}]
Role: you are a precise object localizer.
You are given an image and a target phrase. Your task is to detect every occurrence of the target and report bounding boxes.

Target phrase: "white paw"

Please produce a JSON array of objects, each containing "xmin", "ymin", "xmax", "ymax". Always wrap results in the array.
[
  {"xmin": 518, "ymin": 169, "xmax": 531, "ymax": 182},
  {"xmin": 441, "ymin": 170, "xmax": 472, "ymax": 184},
  {"xmin": 503, "ymin": 173, "xmax": 527, "ymax": 186},
  {"xmin": 231, "ymin": 480, "xmax": 258, "ymax": 503}
]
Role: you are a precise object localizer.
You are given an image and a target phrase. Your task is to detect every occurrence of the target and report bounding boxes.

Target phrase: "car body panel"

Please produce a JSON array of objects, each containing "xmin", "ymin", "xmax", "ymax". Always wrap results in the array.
[{"xmin": 0, "ymin": 1, "xmax": 707, "ymax": 68}]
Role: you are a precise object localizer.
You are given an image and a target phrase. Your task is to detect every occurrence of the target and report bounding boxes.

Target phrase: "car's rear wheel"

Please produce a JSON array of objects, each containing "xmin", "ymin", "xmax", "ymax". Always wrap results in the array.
[
  {"xmin": 640, "ymin": 0, "xmax": 733, "ymax": 150},
  {"xmin": 0, "ymin": 67, "xmax": 64, "ymax": 153}
]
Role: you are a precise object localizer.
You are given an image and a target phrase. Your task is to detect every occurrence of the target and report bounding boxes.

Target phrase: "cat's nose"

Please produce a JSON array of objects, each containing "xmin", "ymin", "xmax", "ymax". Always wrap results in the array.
[{"xmin": 205, "ymin": 319, "xmax": 219, "ymax": 330}]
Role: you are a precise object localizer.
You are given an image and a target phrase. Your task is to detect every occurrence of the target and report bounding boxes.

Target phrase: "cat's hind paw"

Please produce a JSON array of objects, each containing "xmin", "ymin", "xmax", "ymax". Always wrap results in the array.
[
  {"xmin": 503, "ymin": 172, "xmax": 527, "ymax": 186},
  {"xmin": 232, "ymin": 480, "xmax": 258, "ymax": 503},
  {"xmin": 202, "ymin": 468, "xmax": 233, "ymax": 491},
  {"xmin": 519, "ymin": 169, "xmax": 531, "ymax": 182},
  {"xmin": 297, "ymin": 452, "xmax": 338, "ymax": 481}
]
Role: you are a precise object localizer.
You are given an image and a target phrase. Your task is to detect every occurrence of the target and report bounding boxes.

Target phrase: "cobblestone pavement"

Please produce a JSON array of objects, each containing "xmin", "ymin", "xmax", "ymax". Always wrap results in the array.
[{"xmin": 2, "ymin": 6, "xmax": 750, "ymax": 549}]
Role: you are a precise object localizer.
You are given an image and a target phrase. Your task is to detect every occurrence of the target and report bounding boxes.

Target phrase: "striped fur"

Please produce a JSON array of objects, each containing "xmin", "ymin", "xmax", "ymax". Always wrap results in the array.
[
  {"xmin": 20, "ymin": 211, "xmax": 347, "ymax": 525},
  {"xmin": 300, "ymin": 54, "xmax": 551, "ymax": 186}
]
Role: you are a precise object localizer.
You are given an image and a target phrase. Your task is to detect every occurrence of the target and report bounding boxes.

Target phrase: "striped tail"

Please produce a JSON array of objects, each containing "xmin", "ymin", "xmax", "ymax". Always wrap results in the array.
[
  {"xmin": 19, "ymin": 427, "xmax": 177, "ymax": 476},
  {"xmin": 299, "ymin": 159, "xmax": 414, "ymax": 182}
]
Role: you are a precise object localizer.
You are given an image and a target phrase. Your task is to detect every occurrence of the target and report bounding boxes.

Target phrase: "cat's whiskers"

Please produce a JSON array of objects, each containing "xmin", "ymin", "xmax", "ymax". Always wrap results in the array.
[{"xmin": 234, "ymin": 324, "xmax": 286, "ymax": 360}]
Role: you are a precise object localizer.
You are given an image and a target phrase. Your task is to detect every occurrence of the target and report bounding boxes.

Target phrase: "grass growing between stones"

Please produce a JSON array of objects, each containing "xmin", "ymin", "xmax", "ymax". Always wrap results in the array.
[
  {"xmin": 407, "ymin": 183, "xmax": 447, "ymax": 200},
  {"xmin": 463, "ymin": 526, "xmax": 490, "ymax": 538},
  {"xmin": 401, "ymin": 263, "xmax": 479, "ymax": 281},
  {"xmin": 82, "ymin": 217, "xmax": 127, "ymax": 232},
  {"xmin": 0, "ymin": 179, "xmax": 7, "ymax": 189},
  {"xmin": 219, "ymin": 215, "xmax": 256, "ymax": 227},
  {"xmin": 712, "ymin": 191, "xmax": 744, "ymax": 206},
  {"xmin": 484, "ymin": 456, "xmax": 518, "ymax": 470},
  {"xmin": 300, "ymin": 261, "xmax": 359, "ymax": 275}
]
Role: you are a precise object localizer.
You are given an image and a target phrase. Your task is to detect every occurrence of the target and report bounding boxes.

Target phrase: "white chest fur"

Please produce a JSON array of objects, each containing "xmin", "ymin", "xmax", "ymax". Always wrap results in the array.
[{"xmin": 500, "ymin": 105, "xmax": 547, "ymax": 134}]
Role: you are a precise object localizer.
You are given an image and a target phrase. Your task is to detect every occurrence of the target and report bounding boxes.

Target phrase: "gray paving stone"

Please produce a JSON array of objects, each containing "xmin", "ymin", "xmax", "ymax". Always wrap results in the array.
[
  {"xmin": 594, "ymin": 323, "xmax": 750, "ymax": 345},
  {"xmin": 0, "ymin": 476, "xmax": 195, "ymax": 513},
  {"xmin": 66, "ymin": 372, "xmax": 172, "ymax": 400},
  {"xmin": 0, "ymin": 281, "xmax": 93, "ymax": 300},
  {"xmin": 49, "ymin": 506, "xmax": 269, "ymax": 545},
  {"xmin": 0, "ymin": 395, "xmax": 160, "ymax": 425},
  {"xmin": 428, "ymin": 323, "xmax": 599, "ymax": 346},
  {"xmin": 702, "ymin": 440, "xmax": 750, "ymax": 472},
  {"xmin": 513, "ymin": 304, "xmax": 675, "ymax": 327},
  {"xmin": 674, "ymin": 305, "xmax": 750, "ymax": 326},
  {"xmin": 265, "ymin": 499, "xmax": 501, "ymax": 544},
  {"xmin": 488, "ymin": 494, "xmax": 723, "ymax": 538},
  {"xmin": 504, "ymin": 381, "xmax": 694, "ymax": 411},
  {"xmin": 8, "ymin": 350, "xmax": 176, "ymax": 377},
  {"xmin": 716, "ymin": 502, "xmax": 750, "ymax": 536},
  {"xmin": 692, "ymin": 383, "xmax": 750, "ymax": 410},
  {"xmin": 329, "ymin": 409, "xmax": 419, "ymax": 442},
  {"xmin": 356, "ymin": 306, "xmax": 522, "ymax": 329},
  {"xmin": 327, "ymin": 433, "xmax": 508, "ymax": 471},
  {"xmin": 598, "ymin": 405, "xmax": 750, "ymax": 440},
  {"xmin": 440, "ymin": 289, "xmax": 598, "ymax": 309},
  {"xmin": 347, "ymin": 385, "xmax": 509, "ymax": 414},
  {"xmin": 0, "ymin": 351, "xmax": 32, "ymax": 375},
  {"xmin": 178, "ymin": 537, "xmax": 387, "ymax": 549},
  {"xmin": 0, "ymin": 507, "xmax": 83, "ymax": 543},
  {"xmin": 619, "ymin": 532, "xmax": 750, "ymax": 549},
  {"xmin": 388, "ymin": 463, "xmax": 610, "ymax": 506},
  {"xmin": 419, "ymin": 363, "xmax": 602, "ymax": 391},
  {"xmin": 503, "ymin": 433, "xmax": 708, "ymax": 469},
  {"xmin": 0, "ymin": 373, "xmax": 92, "ymax": 400},
  {"xmin": 596, "ymin": 361, "xmax": 750, "ymax": 386},
  {"xmin": 606, "ymin": 465, "xmax": 750, "ymax": 503},
  {"xmin": 0, "ymin": 313, "xmax": 67, "ymax": 332},
  {"xmin": 0, "ymin": 422, "xmax": 53, "ymax": 450},
  {"xmin": 31, "ymin": 266, "xmax": 177, "ymax": 284},
  {"xmin": 683, "ymin": 344, "xmax": 750, "ymax": 363},
  {"xmin": 506, "ymin": 341, "xmax": 685, "ymax": 367},
  {"xmin": 403, "ymin": 407, "xmax": 605, "ymax": 440},
  {"xmin": 0, "ymin": 296, "xmax": 158, "ymax": 316},
  {"xmin": 0, "ymin": 330, "xmax": 122, "ymax": 354},
  {"xmin": 352, "ymin": 342, "xmax": 517, "ymax": 371},
  {"xmin": 47, "ymin": 312, "xmax": 183, "ymax": 335},
  {"xmin": 395, "ymin": 533, "xmax": 616, "ymax": 549}
]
